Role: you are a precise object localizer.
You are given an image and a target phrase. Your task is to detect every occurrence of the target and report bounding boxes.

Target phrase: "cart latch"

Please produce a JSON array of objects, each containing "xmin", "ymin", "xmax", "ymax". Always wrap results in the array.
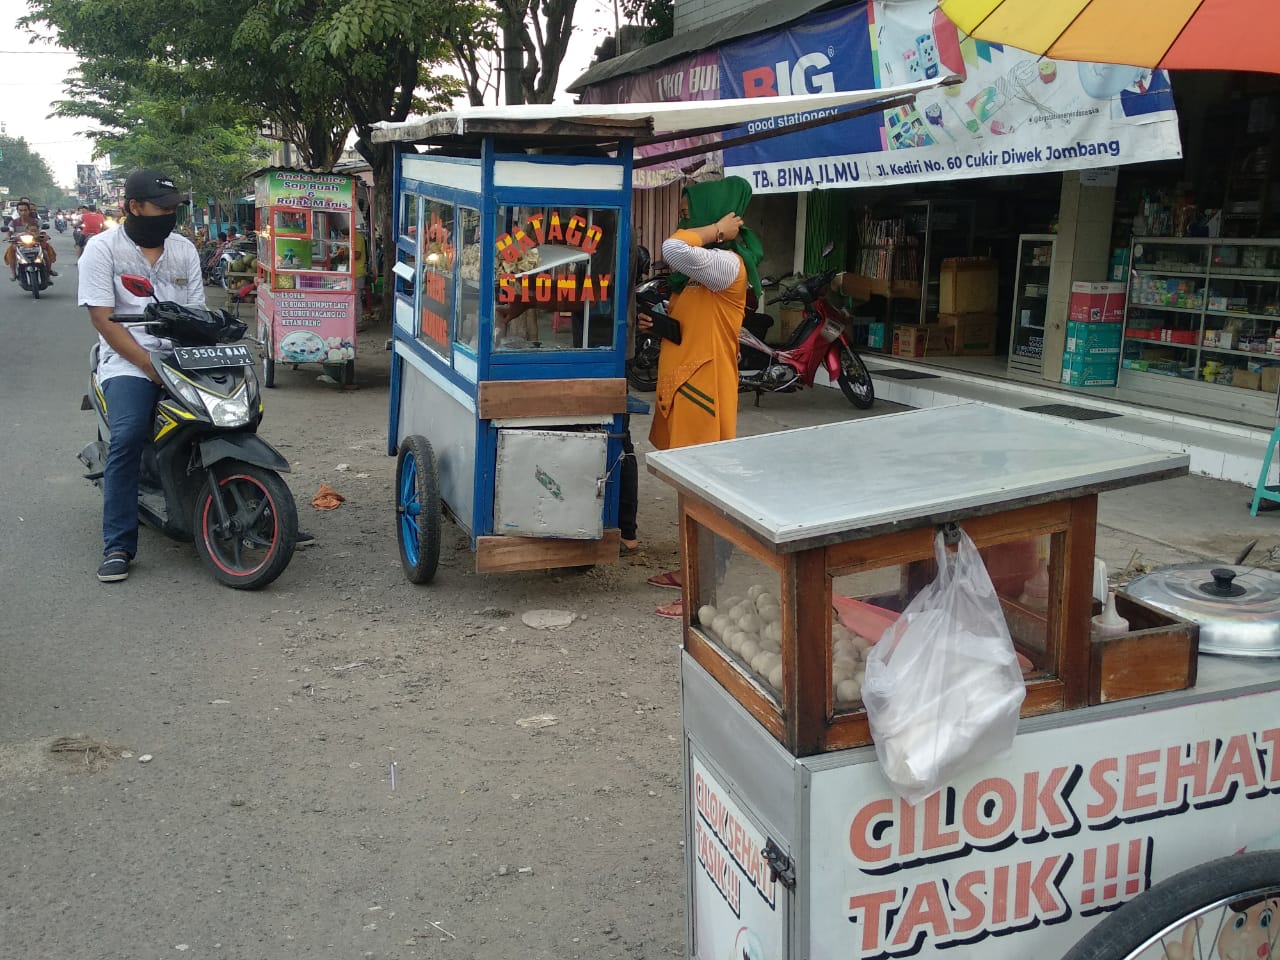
[{"xmin": 762, "ymin": 838, "xmax": 795, "ymax": 890}]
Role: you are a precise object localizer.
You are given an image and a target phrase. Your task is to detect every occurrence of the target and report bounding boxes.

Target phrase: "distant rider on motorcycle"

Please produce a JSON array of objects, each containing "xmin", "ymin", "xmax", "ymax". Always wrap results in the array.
[
  {"xmin": 4, "ymin": 200, "xmax": 58, "ymax": 281},
  {"xmin": 78, "ymin": 168, "xmax": 202, "ymax": 583}
]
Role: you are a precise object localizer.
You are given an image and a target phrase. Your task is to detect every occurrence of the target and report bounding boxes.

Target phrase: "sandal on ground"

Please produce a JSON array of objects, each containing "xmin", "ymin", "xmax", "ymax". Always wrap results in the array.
[
  {"xmin": 620, "ymin": 539, "xmax": 640, "ymax": 557},
  {"xmin": 655, "ymin": 598, "xmax": 684, "ymax": 619},
  {"xmin": 646, "ymin": 569, "xmax": 683, "ymax": 589}
]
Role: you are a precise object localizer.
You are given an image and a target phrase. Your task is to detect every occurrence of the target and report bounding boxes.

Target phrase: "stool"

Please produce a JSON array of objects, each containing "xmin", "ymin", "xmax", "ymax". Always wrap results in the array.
[{"xmin": 1250, "ymin": 425, "xmax": 1280, "ymax": 516}]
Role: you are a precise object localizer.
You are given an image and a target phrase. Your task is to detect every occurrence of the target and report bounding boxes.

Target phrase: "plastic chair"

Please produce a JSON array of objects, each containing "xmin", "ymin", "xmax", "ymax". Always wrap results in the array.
[{"xmin": 1250, "ymin": 425, "xmax": 1280, "ymax": 516}]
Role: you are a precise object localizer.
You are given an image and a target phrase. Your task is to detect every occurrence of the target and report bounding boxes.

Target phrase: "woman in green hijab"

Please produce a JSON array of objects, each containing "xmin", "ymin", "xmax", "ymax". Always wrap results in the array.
[{"xmin": 647, "ymin": 175, "xmax": 763, "ymax": 453}]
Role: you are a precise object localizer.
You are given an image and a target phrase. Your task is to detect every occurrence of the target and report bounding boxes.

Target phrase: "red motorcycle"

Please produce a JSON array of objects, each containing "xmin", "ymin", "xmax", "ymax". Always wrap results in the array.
[{"xmin": 738, "ymin": 268, "xmax": 874, "ymax": 409}]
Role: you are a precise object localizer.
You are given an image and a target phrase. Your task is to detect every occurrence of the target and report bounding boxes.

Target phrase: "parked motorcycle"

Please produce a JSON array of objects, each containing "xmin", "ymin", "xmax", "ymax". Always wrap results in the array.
[
  {"xmin": 5, "ymin": 228, "xmax": 53, "ymax": 299},
  {"xmin": 738, "ymin": 269, "xmax": 874, "ymax": 409},
  {"xmin": 628, "ymin": 246, "xmax": 665, "ymax": 392},
  {"xmin": 78, "ymin": 274, "xmax": 298, "ymax": 589}
]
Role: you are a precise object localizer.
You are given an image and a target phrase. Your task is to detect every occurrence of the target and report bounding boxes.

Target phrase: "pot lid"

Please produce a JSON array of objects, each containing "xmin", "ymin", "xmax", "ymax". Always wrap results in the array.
[{"xmin": 1124, "ymin": 564, "xmax": 1280, "ymax": 658}]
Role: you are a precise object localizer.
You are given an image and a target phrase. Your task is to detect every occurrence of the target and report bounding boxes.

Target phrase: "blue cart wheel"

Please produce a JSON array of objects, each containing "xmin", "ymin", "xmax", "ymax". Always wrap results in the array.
[{"xmin": 396, "ymin": 434, "xmax": 441, "ymax": 584}]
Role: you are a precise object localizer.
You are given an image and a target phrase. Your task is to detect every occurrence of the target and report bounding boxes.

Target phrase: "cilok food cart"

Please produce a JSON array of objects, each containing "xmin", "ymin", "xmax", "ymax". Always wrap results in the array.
[
  {"xmin": 253, "ymin": 169, "xmax": 359, "ymax": 387},
  {"xmin": 648, "ymin": 404, "xmax": 1280, "ymax": 960}
]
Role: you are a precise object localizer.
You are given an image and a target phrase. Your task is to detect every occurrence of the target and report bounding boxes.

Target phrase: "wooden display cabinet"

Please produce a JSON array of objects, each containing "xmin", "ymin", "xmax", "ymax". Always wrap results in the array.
[{"xmin": 648, "ymin": 404, "xmax": 1193, "ymax": 759}]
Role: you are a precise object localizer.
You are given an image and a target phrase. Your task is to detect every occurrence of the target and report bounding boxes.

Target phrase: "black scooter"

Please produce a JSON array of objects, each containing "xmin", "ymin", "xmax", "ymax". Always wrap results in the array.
[
  {"xmin": 79, "ymin": 275, "xmax": 298, "ymax": 589},
  {"xmin": 4, "ymin": 226, "xmax": 53, "ymax": 299}
]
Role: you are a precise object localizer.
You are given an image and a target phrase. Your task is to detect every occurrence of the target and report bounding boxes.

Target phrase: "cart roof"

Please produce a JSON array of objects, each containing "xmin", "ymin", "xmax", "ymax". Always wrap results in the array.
[{"xmin": 370, "ymin": 78, "xmax": 950, "ymax": 145}]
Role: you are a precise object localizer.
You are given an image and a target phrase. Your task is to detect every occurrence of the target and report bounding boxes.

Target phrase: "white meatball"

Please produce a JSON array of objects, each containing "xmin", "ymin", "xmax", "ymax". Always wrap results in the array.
[
  {"xmin": 768, "ymin": 664, "xmax": 783, "ymax": 690},
  {"xmin": 833, "ymin": 637, "xmax": 854, "ymax": 657},
  {"xmin": 747, "ymin": 584, "xmax": 764, "ymax": 601},
  {"xmin": 739, "ymin": 639, "xmax": 760, "ymax": 662},
  {"xmin": 832, "ymin": 663, "xmax": 854, "ymax": 685},
  {"xmin": 759, "ymin": 606, "xmax": 782, "ymax": 626},
  {"xmin": 711, "ymin": 614, "xmax": 733, "ymax": 639},
  {"xmin": 756, "ymin": 592, "xmax": 778, "ymax": 609},
  {"xmin": 697, "ymin": 605, "xmax": 717, "ymax": 625},
  {"xmin": 832, "ymin": 623, "xmax": 852, "ymax": 644},
  {"xmin": 750, "ymin": 651, "xmax": 772, "ymax": 674},
  {"xmin": 724, "ymin": 630, "xmax": 745, "ymax": 654},
  {"xmin": 760, "ymin": 636, "xmax": 781, "ymax": 654},
  {"xmin": 738, "ymin": 613, "xmax": 764, "ymax": 634},
  {"xmin": 765, "ymin": 621, "xmax": 783, "ymax": 644},
  {"xmin": 851, "ymin": 633, "xmax": 874, "ymax": 655},
  {"xmin": 836, "ymin": 678, "xmax": 863, "ymax": 703},
  {"xmin": 723, "ymin": 596, "xmax": 744, "ymax": 612}
]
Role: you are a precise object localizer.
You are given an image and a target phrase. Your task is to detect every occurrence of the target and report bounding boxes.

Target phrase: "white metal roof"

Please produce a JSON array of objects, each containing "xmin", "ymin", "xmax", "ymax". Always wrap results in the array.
[{"xmin": 370, "ymin": 77, "xmax": 952, "ymax": 144}]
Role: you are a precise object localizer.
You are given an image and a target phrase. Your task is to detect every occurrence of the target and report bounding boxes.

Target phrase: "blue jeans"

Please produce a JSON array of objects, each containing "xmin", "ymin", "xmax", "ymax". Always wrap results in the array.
[{"xmin": 101, "ymin": 375, "xmax": 161, "ymax": 558}]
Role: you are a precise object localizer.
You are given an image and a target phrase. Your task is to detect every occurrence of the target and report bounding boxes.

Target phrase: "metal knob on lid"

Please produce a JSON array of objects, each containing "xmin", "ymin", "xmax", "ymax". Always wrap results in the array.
[{"xmin": 1124, "ymin": 563, "xmax": 1280, "ymax": 658}]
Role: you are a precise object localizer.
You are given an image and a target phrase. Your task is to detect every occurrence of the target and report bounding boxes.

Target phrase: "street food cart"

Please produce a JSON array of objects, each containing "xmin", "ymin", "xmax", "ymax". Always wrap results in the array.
[
  {"xmin": 648, "ymin": 403, "xmax": 1280, "ymax": 959},
  {"xmin": 369, "ymin": 84, "xmax": 941, "ymax": 582},
  {"xmin": 253, "ymin": 169, "xmax": 359, "ymax": 387}
]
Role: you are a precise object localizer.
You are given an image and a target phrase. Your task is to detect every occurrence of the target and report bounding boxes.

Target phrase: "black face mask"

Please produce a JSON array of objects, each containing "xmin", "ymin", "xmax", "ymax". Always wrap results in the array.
[{"xmin": 124, "ymin": 211, "xmax": 177, "ymax": 249}]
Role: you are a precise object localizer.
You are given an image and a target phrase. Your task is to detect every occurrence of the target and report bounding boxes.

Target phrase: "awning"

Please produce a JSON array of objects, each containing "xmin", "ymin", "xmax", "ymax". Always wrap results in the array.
[{"xmin": 370, "ymin": 78, "xmax": 946, "ymax": 145}]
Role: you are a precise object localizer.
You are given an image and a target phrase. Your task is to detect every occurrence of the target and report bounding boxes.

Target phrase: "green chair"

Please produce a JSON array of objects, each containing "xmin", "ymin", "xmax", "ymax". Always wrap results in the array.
[{"xmin": 1250, "ymin": 425, "xmax": 1280, "ymax": 516}]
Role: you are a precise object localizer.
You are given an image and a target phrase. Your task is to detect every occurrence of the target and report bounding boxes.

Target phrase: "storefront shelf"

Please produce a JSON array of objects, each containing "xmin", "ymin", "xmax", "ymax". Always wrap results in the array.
[
  {"xmin": 1208, "ymin": 272, "xmax": 1280, "ymax": 283},
  {"xmin": 1200, "ymin": 344, "xmax": 1280, "ymax": 359},
  {"xmin": 1134, "ymin": 267, "xmax": 1207, "ymax": 278},
  {"xmin": 1128, "ymin": 303, "xmax": 1205, "ymax": 315},
  {"xmin": 1125, "ymin": 336, "xmax": 1195, "ymax": 349},
  {"xmin": 1206, "ymin": 309, "xmax": 1280, "ymax": 323}
]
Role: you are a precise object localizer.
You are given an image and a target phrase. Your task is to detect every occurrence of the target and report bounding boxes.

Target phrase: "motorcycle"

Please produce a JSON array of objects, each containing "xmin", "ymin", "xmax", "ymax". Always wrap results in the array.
[
  {"xmin": 5, "ymin": 228, "xmax": 52, "ymax": 299},
  {"xmin": 738, "ymin": 267, "xmax": 874, "ymax": 409},
  {"xmin": 628, "ymin": 245, "xmax": 664, "ymax": 392},
  {"xmin": 78, "ymin": 274, "xmax": 298, "ymax": 589},
  {"xmin": 55, "ymin": 216, "xmax": 67, "ymax": 234}
]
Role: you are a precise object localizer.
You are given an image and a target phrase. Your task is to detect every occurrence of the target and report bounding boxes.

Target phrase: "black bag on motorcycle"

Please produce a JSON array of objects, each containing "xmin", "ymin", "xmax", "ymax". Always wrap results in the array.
[{"xmin": 146, "ymin": 302, "xmax": 246, "ymax": 345}]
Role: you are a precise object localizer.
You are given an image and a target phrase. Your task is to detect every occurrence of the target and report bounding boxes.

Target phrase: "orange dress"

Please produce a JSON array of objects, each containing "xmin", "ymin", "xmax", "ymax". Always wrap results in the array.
[{"xmin": 649, "ymin": 229, "xmax": 746, "ymax": 451}]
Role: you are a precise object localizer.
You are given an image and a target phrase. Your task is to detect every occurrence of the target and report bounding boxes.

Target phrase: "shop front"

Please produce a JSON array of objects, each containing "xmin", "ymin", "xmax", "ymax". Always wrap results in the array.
[{"xmin": 571, "ymin": 1, "xmax": 1280, "ymax": 430}]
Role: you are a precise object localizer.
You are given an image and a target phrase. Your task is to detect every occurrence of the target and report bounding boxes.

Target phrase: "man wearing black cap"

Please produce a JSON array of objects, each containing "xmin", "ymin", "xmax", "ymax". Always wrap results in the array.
[{"xmin": 78, "ymin": 169, "xmax": 205, "ymax": 583}]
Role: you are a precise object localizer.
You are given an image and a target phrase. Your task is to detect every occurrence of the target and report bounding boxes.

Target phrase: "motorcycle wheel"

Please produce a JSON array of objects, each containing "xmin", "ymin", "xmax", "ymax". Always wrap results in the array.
[
  {"xmin": 396, "ymin": 434, "xmax": 441, "ymax": 584},
  {"xmin": 627, "ymin": 343, "xmax": 660, "ymax": 393},
  {"xmin": 192, "ymin": 462, "xmax": 298, "ymax": 590},
  {"xmin": 836, "ymin": 341, "xmax": 874, "ymax": 409},
  {"xmin": 30, "ymin": 273, "xmax": 40, "ymax": 300},
  {"xmin": 262, "ymin": 351, "xmax": 276, "ymax": 389}
]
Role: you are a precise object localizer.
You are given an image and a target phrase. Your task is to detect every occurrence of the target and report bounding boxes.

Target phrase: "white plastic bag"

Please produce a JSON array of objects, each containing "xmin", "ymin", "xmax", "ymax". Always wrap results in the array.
[{"xmin": 863, "ymin": 528, "xmax": 1026, "ymax": 805}]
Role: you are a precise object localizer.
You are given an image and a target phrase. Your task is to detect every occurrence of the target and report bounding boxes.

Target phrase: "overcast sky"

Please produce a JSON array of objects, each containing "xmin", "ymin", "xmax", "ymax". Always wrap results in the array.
[{"xmin": 0, "ymin": 0, "xmax": 619, "ymax": 188}]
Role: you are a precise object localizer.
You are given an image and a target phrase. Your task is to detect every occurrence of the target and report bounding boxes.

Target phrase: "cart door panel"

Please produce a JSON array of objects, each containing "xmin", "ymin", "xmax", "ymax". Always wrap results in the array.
[
  {"xmin": 397, "ymin": 354, "xmax": 477, "ymax": 536},
  {"xmin": 493, "ymin": 429, "xmax": 606, "ymax": 539}
]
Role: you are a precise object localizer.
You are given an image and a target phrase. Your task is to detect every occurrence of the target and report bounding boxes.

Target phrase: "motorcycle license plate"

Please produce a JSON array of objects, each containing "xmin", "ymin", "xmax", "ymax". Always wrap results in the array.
[
  {"xmin": 173, "ymin": 345, "xmax": 254, "ymax": 369},
  {"xmin": 820, "ymin": 318, "xmax": 844, "ymax": 342}
]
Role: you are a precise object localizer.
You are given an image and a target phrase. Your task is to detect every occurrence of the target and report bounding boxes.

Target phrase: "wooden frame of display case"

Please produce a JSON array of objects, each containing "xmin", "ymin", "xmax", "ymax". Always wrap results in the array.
[{"xmin": 678, "ymin": 493, "xmax": 1099, "ymax": 758}]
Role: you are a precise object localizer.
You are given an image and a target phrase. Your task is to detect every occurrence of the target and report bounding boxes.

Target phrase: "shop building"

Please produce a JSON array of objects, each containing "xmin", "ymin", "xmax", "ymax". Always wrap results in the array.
[{"xmin": 569, "ymin": 0, "xmax": 1280, "ymax": 443}]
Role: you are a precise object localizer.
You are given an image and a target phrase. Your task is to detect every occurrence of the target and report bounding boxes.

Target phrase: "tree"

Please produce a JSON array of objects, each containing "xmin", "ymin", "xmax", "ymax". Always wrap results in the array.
[
  {"xmin": 0, "ymin": 136, "xmax": 61, "ymax": 207},
  {"xmin": 619, "ymin": 0, "xmax": 673, "ymax": 45}
]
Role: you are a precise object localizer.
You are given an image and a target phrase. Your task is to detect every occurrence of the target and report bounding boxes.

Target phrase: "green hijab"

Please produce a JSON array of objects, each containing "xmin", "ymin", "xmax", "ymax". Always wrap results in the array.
[{"xmin": 668, "ymin": 175, "xmax": 764, "ymax": 301}]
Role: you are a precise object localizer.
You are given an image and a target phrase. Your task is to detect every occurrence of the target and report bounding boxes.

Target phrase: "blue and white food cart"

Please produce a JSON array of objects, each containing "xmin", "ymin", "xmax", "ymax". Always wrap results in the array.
[{"xmin": 370, "ymin": 86, "xmax": 939, "ymax": 582}]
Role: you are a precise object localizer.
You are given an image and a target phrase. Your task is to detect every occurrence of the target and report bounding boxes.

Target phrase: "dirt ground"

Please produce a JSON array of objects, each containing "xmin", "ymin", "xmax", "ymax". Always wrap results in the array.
[{"xmin": 6, "ymin": 281, "xmax": 1280, "ymax": 959}]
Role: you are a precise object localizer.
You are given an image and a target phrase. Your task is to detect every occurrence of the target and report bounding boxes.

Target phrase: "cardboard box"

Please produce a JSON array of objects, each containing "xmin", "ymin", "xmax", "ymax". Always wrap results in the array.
[
  {"xmin": 1262, "ymin": 366, "xmax": 1280, "ymax": 395},
  {"xmin": 1069, "ymin": 281, "xmax": 1127, "ymax": 322},
  {"xmin": 892, "ymin": 325, "xmax": 949, "ymax": 358},
  {"xmin": 1233, "ymin": 368, "xmax": 1262, "ymax": 390},
  {"xmin": 939, "ymin": 258, "xmax": 998, "ymax": 314},
  {"xmin": 777, "ymin": 307, "xmax": 806, "ymax": 344},
  {"xmin": 938, "ymin": 311, "xmax": 997, "ymax": 356},
  {"xmin": 1066, "ymin": 320, "xmax": 1123, "ymax": 354},
  {"xmin": 1062, "ymin": 352, "xmax": 1120, "ymax": 387}
]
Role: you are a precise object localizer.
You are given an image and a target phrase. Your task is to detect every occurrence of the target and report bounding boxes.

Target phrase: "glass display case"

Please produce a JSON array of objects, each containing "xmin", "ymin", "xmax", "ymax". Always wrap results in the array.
[
  {"xmin": 1122, "ymin": 237, "xmax": 1280, "ymax": 402},
  {"xmin": 1007, "ymin": 234, "xmax": 1056, "ymax": 375},
  {"xmin": 653, "ymin": 404, "xmax": 1193, "ymax": 757}
]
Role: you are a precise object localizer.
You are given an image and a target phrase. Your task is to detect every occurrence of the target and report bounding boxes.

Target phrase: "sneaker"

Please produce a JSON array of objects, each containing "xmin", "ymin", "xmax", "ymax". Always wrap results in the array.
[
  {"xmin": 49, "ymin": 269, "xmax": 59, "ymax": 276},
  {"xmin": 97, "ymin": 552, "xmax": 130, "ymax": 582}
]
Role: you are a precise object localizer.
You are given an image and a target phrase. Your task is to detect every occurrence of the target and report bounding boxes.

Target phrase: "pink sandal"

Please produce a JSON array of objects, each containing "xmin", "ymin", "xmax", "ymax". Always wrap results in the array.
[
  {"xmin": 655, "ymin": 598, "xmax": 684, "ymax": 619},
  {"xmin": 646, "ymin": 569, "xmax": 683, "ymax": 590}
]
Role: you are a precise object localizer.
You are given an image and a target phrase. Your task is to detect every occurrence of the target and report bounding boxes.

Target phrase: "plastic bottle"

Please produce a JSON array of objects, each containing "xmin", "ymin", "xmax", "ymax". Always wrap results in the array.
[
  {"xmin": 1091, "ymin": 590, "xmax": 1130, "ymax": 640},
  {"xmin": 1019, "ymin": 559, "xmax": 1050, "ymax": 611}
]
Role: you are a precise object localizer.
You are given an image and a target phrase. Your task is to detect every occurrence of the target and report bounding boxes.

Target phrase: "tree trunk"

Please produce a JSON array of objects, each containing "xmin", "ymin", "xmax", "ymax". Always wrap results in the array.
[{"xmin": 502, "ymin": 11, "xmax": 524, "ymax": 105}]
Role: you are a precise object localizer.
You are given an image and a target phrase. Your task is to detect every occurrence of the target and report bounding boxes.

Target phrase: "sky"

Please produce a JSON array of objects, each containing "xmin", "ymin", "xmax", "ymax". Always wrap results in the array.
[{"xmin": 0, "ymin": 0, "xmax": 621, "ymax": 189}]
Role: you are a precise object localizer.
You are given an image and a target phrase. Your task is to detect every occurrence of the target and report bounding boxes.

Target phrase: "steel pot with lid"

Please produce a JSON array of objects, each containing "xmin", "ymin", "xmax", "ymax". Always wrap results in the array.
[{"xmin": 1124, "ymin": 564, "xmax": 1280, "ymax": 658}]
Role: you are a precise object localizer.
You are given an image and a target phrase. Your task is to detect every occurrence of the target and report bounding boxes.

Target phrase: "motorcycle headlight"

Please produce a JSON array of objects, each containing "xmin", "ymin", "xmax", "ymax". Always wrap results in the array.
[
  {"xmin": 210, "ymin": 396, "xmax": 251, "ymax": 427},
  {"xmin": 19, "ymin": 234, "xmax": 35, "ymax": 244},
  {"xmin": 159, "ymin": 364, "xmax": 205, "ymax": 412}
]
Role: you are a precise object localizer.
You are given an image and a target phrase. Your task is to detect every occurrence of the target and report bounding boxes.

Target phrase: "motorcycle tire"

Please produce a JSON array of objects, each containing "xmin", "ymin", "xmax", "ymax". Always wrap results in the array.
[
  {"xmin": 262, "ymin": 348, "xmax": 276, "ymax": 389},
  {"xmin": 627, "ymin": 344, "xmax": 660, "ymax": 393},
  {"xmin": 396, "ymin": 435, "xmax": 441, "ymax": 584},
  {"xmin": 192, "ymin": 461, "xmax": 297, "ymax": 590},
  {"xmin": 835, "ymin": 341, "xmax": 874, "ymax": 409}
]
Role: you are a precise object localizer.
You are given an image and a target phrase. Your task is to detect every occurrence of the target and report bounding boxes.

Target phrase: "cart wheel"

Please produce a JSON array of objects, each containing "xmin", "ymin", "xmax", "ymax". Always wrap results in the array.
[
  {"xmin": 1061, "ymin": 851, "xmax": 1280, "ymax": 960},
  {"xmin": 341, "ymin": 359, "xmax": 355, "ymax": 386},
  {"xmin": 396, "ymin": 435, "xmax": 441, "ymax": 584}
]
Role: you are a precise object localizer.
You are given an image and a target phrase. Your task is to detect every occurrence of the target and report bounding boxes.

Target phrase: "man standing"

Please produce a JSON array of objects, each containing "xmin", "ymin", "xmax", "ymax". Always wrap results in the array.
[{"xmin": 78, "ymin": 169, "xmax": 204, "ymax": 582}]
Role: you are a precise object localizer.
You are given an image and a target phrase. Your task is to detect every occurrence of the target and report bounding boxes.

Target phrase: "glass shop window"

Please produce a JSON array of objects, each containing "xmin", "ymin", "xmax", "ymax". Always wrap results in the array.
[{"xmin": 492, "ymin": 205, "xmax": 620, "ymax": 351}]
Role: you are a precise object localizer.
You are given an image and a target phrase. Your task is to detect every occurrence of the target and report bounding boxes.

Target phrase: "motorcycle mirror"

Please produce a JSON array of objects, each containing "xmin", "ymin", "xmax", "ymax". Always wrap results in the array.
[
  {"xmin": 760, "ymin": 276, "xmax": 778, "ymax": 288},
  {"xmin": 120, "ymin": 274, "xmax": 156, "ymax": 299},
  {"xmin": 821, "ymin": 241, "xmax": 835, "ymax": 258},
  {"xmin": 635, "ymin": 245, "xmax": 651, "ymax": 279}
]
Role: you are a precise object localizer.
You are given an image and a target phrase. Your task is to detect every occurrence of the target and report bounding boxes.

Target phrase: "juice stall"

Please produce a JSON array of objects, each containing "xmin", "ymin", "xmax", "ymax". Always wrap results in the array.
[{"xmin": 253, "ymin": 169, "xmax": 359, "ymax": 387}]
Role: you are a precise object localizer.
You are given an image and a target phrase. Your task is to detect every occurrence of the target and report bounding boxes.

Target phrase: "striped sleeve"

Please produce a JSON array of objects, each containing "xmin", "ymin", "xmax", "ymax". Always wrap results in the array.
[{"xmin": 662, "ymin": 235, "xmax": 742, "ymax": 292}]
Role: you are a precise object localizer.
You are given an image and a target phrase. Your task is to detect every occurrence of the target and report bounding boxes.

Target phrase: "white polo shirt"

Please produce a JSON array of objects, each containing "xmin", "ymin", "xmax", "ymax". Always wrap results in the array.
[{"xmin": 78, "ymin": 226, "xmax": 206, "ymax": 382}]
